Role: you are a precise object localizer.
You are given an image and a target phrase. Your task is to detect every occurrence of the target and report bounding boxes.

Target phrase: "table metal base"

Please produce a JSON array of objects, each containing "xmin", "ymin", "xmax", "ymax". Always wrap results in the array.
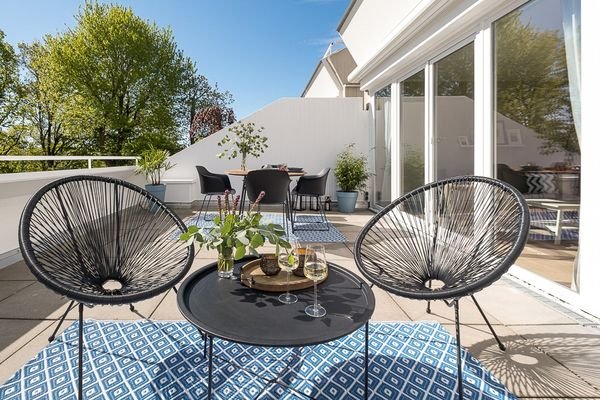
[{"xmin": 205, "ymin": 322, "xmax": 370, "ymax": 400}]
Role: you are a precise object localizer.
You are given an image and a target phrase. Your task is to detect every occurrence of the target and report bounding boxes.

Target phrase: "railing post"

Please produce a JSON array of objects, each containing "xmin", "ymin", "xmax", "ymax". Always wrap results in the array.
[{"xmin": 88, "ymin": 158, "xmax": 92, "ymax": 169}]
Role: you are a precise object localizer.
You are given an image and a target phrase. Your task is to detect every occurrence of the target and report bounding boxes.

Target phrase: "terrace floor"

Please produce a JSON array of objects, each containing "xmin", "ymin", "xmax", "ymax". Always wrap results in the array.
[{"xmin": 0, "ymin": 209, "xmax": 598, "ymax": 398}]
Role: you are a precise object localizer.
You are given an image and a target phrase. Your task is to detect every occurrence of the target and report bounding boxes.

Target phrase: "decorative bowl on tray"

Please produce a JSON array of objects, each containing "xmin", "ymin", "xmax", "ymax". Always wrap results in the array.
[{"xmin": 240, "ymin": 255, "xmax": 326, "ymax": 292}]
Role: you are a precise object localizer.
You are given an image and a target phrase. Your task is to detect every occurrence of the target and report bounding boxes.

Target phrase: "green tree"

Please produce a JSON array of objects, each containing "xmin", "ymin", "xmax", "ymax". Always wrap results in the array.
[
  {"xmin": 18, "ymin": 41, "xmax": 86, "ymax": 168},
  {"xmin": 176, "ymin": 60, "xmax": 234, "ymax": 145},
  {"xmin": 0, "ymin": 29, "xmax": 23, "ymax": 155},
  {"xmin": 47, "ymin": 2, "xmax": 191, "ymax": 156}
]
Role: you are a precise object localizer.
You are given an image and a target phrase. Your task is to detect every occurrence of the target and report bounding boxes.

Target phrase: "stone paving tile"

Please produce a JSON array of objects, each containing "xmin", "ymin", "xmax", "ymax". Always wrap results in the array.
[
  {"xmin": 0, "ymin": 281, "xmax": 35, "ymax": 302},
  {"xmin": 0, "ymin": 319, "xmax": 54, "ymax": 365},
  {"xmin": 0, "ymin": 260, "xmax": 35, "ymax": 281},
  {"xmin": 0, "ymin": 282, "xmax": 69, "ymax": 319},
  {"xmin": 471, "ymin": 339, "xmax": 600, "ymax": 398}
]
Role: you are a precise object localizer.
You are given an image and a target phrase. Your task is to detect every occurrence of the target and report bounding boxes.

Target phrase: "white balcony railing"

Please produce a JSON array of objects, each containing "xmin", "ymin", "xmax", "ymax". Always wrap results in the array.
[{"xmin": 0, "ymin": 155, "xmax": 139, "ymax": 169}]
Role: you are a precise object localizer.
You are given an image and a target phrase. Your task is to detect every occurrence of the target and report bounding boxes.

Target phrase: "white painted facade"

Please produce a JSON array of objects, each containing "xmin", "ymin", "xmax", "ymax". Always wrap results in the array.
[
  {"xmin": 338, "ymin": 0, "xmax": 600, "ymax": 317},
  {"xmin": 163, "ymin": 97, "xmax": 369, "ymax": 204},
  {"xmin": 0, "ymin": 167, "xmax": 144, "ymax": 268},
  {"xmin": 303, "ymin": 64, "xmax": 341, "ymax": 98}
]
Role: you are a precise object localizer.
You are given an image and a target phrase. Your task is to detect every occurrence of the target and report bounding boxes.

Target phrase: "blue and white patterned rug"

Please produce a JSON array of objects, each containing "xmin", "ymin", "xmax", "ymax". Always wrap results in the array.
[
  {"xmin": 0, "ymin": 320, "xmax": 515, "ymax": 400},
  {"xmin": 185, "ymin": 212, "xmax": 347, "ymax": 243}
]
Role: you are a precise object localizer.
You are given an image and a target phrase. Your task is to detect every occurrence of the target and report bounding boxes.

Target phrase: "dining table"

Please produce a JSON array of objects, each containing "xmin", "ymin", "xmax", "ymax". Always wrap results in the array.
[{"xmin": 226, "ymin": 168, "xmax": 305, "ymax": 214}]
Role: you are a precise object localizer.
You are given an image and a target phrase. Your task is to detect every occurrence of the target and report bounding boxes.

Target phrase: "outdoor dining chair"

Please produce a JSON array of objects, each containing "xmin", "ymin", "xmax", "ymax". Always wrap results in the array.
[
  {"xmin": 18, "ymin": 175, "xmax": 194, "ymax": 399},
  {"xmin": 354, "ymin": 175, "xmax": 529, "ymax": 399},
  {"xmin": 196, "ymin": 165, "xmax": 236, "ymax": 222},
  {"xmin": 292, "ymin": 167, "xmax": 330, "ymax": 231},
  {"xmin": 245, "ymin": 168, "xmax": 294, "ymax": 233}
]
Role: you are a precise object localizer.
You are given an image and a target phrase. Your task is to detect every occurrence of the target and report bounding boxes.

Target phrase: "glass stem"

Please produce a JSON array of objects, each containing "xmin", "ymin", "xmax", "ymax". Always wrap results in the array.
[
  {"xmin": 286, "ymin": 270, "xmax": 290, "ymax": 298},
  {"xmin": 313, "ymin": 280, "xmax": 318, "ymax": 309}
]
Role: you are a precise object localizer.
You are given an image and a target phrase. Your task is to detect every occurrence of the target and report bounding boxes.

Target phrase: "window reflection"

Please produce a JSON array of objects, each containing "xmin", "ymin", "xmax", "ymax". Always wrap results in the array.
[
  {"xmin": 434, "ymin": 43, "xmax": 475, "ymax": 180},
  {"xmin": 400, "ymin": 70, "xmax": 425, "ymax": 193},
  {"xmin": 494, "ymin": 0, "xmax": 580, "ymax": 290}
]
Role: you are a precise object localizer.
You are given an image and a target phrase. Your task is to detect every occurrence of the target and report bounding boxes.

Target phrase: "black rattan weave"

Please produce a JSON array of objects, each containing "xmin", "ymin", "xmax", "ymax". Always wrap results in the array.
[
  {"xmin": 354, "ymin": 176, "xmax": 529, "ymax": 399},
  {"xmin": 19, "ymin": 175, "xmax": 194, "ymax": 305},
  {"xmin": 18, "ymin": 175, "xmax": 195, "ymax": 399},
  {"xmin": 355, "ymin": 176, "xmax": 529, "ymax": 300}
]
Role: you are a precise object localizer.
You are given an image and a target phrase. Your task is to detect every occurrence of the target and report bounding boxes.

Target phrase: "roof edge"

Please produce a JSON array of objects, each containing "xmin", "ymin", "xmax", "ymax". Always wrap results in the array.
[{"xmin": 337, "ymin": 0, "xmax": 361, "ymax": 33}]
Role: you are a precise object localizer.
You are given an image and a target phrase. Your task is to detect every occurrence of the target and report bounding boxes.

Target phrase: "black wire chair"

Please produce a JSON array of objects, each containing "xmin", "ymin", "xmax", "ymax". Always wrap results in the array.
[
  {"xmin": 18, "ymin": 175, "xmax": 194, "ymax": 399},
  {"xmin": 246, "ymin": 169, "xmax": 293, "ymax": 234},
  {"xmin": 196, "ymin": 166, "xmax": 235, "ymax": 222},
  {"xmin": 292, "ymin": 168, "xmax": 330, "ymax": 231},
  {"xmin": 354, "ymin": 176, "xmax": 529, "ymax": 399}
]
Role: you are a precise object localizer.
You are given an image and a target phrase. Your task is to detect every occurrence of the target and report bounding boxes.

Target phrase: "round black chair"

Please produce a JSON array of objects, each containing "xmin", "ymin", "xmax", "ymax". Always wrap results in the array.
[
  {"xmin": 19, "ymin": 175, "xmax": 195, "ymax": 399},
  {"xmin": 196, "ymin": 165, "xmax": 236, "ymax": 222},
  {"xmin": 292, "ymin": 168, "xmax": 330, "ymax": 231},
  {"xmin": 246, "ymin": 169, "xmax": 293, "ymax": 234},
  {"xmin": 354, "ymin": 176, "xmax": 529, "ymax": 399}
]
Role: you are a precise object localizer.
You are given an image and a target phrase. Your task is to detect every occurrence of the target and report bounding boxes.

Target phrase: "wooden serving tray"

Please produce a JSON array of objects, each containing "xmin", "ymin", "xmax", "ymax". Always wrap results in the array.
[{"xmin": 240, "ymin": 257, "xmax": 326, "ymax": 292}]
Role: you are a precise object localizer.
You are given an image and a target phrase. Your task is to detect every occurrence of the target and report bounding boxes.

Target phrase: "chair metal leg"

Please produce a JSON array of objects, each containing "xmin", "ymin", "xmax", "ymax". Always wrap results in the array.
[
  {"xmin": 207, "ymin": 335, "xmax": 214, "ymax": 399},
  {"xmin": 471, "ymin": 295, "xmax": 506, "ymax": 351},
  {"xmin": 49, "ymin": 300, "xmax": 76, "ymax": 342},
  {"xmin": 364, "ymin": 321, "xmax": 369, "ymax": 400},
  {"xmin": 426, "ymin": 281, "xmax": 432, "ymax": 314},
  {"xmin": 454, "ymin": 300, "xmax": 464, "ymax": 400},
  {"xmin": 78, "ymin": 303, "xmax": 84, "ymax": 400}
]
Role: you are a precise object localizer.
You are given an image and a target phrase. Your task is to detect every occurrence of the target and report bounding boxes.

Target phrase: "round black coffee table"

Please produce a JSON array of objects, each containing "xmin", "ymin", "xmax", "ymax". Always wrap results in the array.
[{"xmin": 177, "ymin": 256, "xmax": 376, "ymax": 399}]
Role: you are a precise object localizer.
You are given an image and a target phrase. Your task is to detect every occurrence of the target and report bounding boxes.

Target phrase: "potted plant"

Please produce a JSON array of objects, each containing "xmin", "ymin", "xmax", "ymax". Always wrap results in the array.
[
  {"xmin": 136, "ymin": 146, "xmax": 174, "ymax": 202},
  {"xmin": 217, "ymin": 121, "xmax": 268, "ymax": 170},
  {"xmin": 334, "ymin": 144, "xmax": 370, "ymax": 213},
  {"xmin": 180, "ymin": 190, "xmax": 290, "ymax": 278}
]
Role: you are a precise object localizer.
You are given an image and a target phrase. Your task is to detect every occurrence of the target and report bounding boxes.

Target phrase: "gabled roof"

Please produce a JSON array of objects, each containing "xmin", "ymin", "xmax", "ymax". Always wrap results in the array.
[{"xmin": 301, "ymin": 48, "xmax": 359, "ymax": 97}]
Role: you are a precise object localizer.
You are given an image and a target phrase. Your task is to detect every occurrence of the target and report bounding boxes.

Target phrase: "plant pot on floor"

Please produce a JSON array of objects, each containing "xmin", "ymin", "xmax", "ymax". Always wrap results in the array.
[
  {"xmin": 336, "ymin": 191, "xmax": 359, "ymax": 213},
  {"xmin": 145, "ymin": 184, "xmax": 166, "ymax": 203}
]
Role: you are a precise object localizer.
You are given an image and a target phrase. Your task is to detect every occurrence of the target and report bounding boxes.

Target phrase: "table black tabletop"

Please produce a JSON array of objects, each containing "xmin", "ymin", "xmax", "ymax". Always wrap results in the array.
[{"xmin": 177, "ymin": 256, "xmax": 376, "ymax": 347}]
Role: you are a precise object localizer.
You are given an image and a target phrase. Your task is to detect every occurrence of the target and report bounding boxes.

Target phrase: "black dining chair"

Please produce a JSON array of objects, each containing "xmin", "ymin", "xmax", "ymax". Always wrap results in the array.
[
  {"xmin": 19, "ymin": 175, "xmax": 195, "ymax": 399},
  {"xmin": 354, "ymin": 176, "xmax": 530, "ymax": 399},
  {"xmin": 245, "ymin": 169, "xmax": 293, "ymax": 234},
  {"xmin": 292, "ymin": 168, "xmax": 330, "ymax": 231},
  {"xmin": 196, "ymin": 166, "xmax": 236, "ymax": 223}
]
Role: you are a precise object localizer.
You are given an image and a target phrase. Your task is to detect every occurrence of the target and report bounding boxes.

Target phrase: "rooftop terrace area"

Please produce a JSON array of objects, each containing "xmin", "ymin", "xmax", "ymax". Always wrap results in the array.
[{"xmin": 0, "ymin": 208, "xmax": 598, "ymax": 398}]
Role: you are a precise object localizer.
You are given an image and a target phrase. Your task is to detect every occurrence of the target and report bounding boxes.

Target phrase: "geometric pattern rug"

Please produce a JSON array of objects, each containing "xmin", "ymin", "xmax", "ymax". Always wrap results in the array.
[
  {"xmin": 0, "ymin": 320, "xmax": 516, "ymax": 399},
  {"xmin": 184, "ymin": 212, "xmax": 348, "ymax": 243}
]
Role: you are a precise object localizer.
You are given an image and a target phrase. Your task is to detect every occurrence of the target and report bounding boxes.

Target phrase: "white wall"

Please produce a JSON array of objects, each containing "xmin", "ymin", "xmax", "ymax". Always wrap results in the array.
[
  {"xmin": 304, "ymin": 64, "xmax": 341, "ymax": 98},
  {"xmin": 164, "ymin": 97, "xmax": 369, "ymax": 203},
  {"xmin": 339, "ymin": 0, "xmax": 422, "ymax": 68},
  {"xmin": 0, "ymin": 167, "xmax": 143, "ymax": 267}
]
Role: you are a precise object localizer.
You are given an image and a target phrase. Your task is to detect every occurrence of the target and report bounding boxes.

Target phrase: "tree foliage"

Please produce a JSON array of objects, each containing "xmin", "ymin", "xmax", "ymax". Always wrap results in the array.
[
  {"xmin": 0, "ymin": 2, "xmax": 234, "ymax": 173},
  {"xmin": 0, "ymin": 30, "xmax": 23, "ymax": 155},
  {"xmin": 189, "ymin": 105, "xmax": 235, "ymax": 144},
  {"xmin": 496, "ymin": 11, "xmax": 578, "ymax": 155}
]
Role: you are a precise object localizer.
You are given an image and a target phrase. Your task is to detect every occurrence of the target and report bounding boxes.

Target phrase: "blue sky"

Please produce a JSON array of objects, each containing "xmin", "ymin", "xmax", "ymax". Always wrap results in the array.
[{"xmin": 0, "ymin": 0, "xmax": 348, "ymax": 119}]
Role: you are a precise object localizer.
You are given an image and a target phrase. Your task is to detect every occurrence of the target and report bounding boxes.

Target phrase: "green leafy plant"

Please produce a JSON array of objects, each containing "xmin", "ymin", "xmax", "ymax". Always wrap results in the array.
[
  {"xmin": 334, "ymin": 144, "xmax": 370, "ymax": 192},
  {"xmin": 136, "ymin": 146, "xmax": 174, "ymax": 185},
  {"xmin": 217, "ymin": 121, "xmax": 268, "ymax": 170},
  {"xmin": 180, "ymin": 190, "xmax": 290, "ymax": 260}
]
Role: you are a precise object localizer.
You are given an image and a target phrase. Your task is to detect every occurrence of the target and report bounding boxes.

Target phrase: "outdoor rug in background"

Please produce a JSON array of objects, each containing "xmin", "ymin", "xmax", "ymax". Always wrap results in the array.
[
  {"xmin": 0, "ymin": 320, "xmax": 516, "ymax": 400},
  {"xmin": 184, "ymin": 212, "xmax": 348, "ymax": 243}
]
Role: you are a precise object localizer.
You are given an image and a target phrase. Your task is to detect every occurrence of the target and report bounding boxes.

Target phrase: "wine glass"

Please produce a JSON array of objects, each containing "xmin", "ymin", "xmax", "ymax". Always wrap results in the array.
[
  {"xmin": 278, "ymin": 241, "xmax": 299, "ymax": 304},
  {"xmin": 304, "ymin": 244, "xmax": 327, "ymax": 317}
]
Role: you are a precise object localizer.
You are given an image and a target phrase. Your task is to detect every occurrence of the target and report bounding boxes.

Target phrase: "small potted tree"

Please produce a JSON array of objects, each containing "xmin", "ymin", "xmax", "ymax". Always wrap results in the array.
[
  {"xmin": 334, "ymin": 144, "xmax": 369, "ymax": 213},
  {"xmin": 136, "ymin": 146, "xmax": 174, "ymax": 202},
  {"xmin": 217, "ymin": 121, "xmax": 268, "ymax": 170}
]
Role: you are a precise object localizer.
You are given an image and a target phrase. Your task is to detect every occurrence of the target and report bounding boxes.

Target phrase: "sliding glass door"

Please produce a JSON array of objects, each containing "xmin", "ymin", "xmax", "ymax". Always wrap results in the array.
[
  {"xmin": 434, "ymin": 43, "xmax": 474, "ymax": 180},
  {"xmin": 399, "ymin": 70, "xmax": 425, "ymax": 193}
]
